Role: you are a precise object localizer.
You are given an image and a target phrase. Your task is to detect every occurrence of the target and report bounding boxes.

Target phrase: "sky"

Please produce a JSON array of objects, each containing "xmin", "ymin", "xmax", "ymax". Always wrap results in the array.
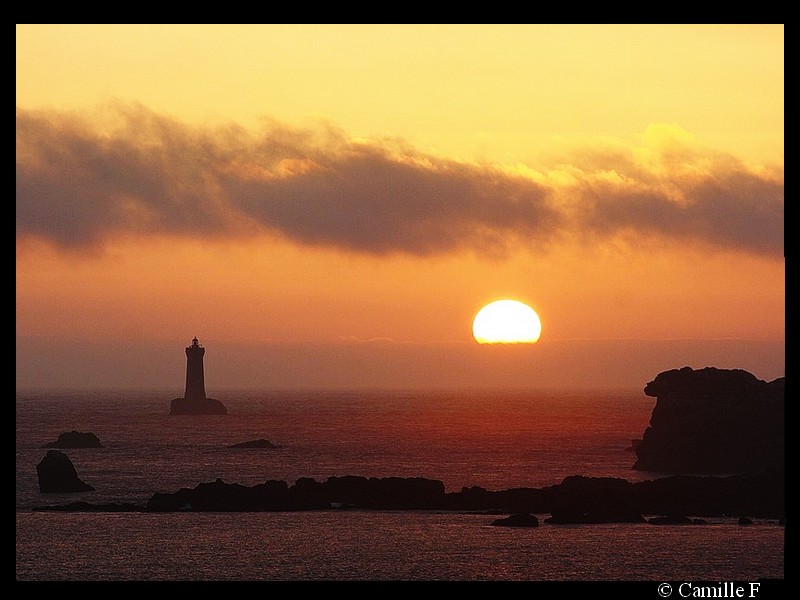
[{"xmin": 16, "ymin": 24, "xmax": 784, "ymax": 392}]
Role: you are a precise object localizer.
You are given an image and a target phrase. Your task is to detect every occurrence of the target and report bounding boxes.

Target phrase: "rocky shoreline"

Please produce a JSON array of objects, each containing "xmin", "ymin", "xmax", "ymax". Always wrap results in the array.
[
  {"xmin": 32, "ymin": 470, "xmax": 784, "ymax": 523},
  {"xmin": 633, "ymin": 367, "xmax": 784, "ymax": 474},
  {"xmin": 29, "ymin": 367, "xmax": 785, "ymax": 525}
]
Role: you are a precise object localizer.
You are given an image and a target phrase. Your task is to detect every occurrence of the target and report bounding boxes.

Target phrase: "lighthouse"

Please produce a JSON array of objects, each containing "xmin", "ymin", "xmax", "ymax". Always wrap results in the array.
[
  {"xmin": 169, "ymin": 337, "xmax": 227, "ymax": 415},
  {"xmin": 184, "ymin": 337, "xmax": 207, "ymax": 402}
]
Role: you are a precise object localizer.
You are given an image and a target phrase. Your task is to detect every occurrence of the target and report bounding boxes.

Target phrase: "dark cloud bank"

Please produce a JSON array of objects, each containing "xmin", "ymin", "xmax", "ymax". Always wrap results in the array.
[{"xmin": 16, "ymin": 104, "xmax": 783, "ymax": 258}]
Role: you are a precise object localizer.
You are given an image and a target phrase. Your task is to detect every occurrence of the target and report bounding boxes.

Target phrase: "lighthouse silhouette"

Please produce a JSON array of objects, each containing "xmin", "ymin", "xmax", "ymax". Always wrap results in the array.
[
  {"xmin": 169, "ymin": 337, "xmax": 227, "ymax": 415},
  {"xmin": 183, "ymin": 337, "xmax": 207, "ymax": 402}
]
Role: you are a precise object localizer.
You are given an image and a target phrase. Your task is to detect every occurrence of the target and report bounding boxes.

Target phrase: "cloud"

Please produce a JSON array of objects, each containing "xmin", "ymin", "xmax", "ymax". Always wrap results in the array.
[
  {"xmin": 559, "ymin": 124, "xmax": 784, "ymax": 256},
  {"xmin": 16, "ymin": 105, "xmax": 783, "ymax": 258}
]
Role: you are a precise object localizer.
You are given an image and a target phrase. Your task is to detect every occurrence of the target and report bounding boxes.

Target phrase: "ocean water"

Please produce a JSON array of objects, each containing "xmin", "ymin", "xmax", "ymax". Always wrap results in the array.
[{"xmin": 15, "ymin": 389, "xmax": 785, "ymax": 581}]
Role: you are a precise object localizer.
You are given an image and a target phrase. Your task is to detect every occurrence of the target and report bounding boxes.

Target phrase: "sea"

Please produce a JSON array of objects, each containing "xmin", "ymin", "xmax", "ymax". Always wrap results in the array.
[{"xmin": 15, "ymin": 389, "xmax": 785, "ymax": 584}]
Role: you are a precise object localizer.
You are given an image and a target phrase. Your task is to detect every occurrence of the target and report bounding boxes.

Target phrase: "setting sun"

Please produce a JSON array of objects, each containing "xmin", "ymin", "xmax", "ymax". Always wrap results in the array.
[{"xmin": 472, "ymin": 299, "xmax": 542, "ymax": 344}]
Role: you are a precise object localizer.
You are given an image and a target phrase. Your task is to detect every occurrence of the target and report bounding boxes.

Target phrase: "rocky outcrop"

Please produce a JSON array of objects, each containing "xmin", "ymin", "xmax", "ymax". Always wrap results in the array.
[
  {"xmin": 446, "ymin": 472, "xmax": 784, "ymax": 521},
  {"xmin": 42, "ymin": 431, "xmax": 103, "ymax": 448},
  {"xmin": 36, "ymin": 450, "xmax": 95, "ymax": 493},
  {"xmin": 317, "ymin": 476, "xmax": 446, "ymax": 510},
  {"xmin": 35, "ymin": 470, "xmax": 785, "ymax": 521},
  {"xmin": 543, "ymin": 476, "xmax": 647, "ymax": 524},
  {"xmin": 286, "ymin": 475, "xmax": 449, "ymax": 510},
  {"xmin": 227, "ymin": 439, "xmax": 278, "ymax": 449},
  {"xmin": 169, "ymin": 397, "xmax": 227, "ymax": 415},
  {"xmin": 147, "ymin": 478, "xmax": 290, "ymax": 512},
  {"xmin": 146, "ymin": 476, "xmax": 448, "ymax": 512},
  {"xmin": 490, "ymin": 513, "xmax": 540, "ymax": 527},
  {"xmin": 632, "ymin": 469, "xmax": 784, "ymax": 519},
  {"xmin": 633, "ymin": 367, "xmax": 784, "ymax": 474},
  {"xmin": 442, "ymin": 485, "xmax": 548, "ymax": 514}
]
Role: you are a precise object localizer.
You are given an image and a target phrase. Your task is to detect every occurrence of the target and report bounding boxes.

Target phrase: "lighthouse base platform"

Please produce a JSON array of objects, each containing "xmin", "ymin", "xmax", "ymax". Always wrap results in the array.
[{"xmin": 170, "ymin": 397, "xmax": 228, "ymax": 415}]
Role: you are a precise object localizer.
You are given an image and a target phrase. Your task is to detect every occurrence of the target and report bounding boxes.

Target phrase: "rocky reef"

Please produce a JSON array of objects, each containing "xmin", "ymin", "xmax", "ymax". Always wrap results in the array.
[
  {"xmin": 633, "ymin": 367, "xmax": 784, "ymax": 474},
  {"xmin": 542, "ymin": 476, "xmax": 646, "ymax": 524},
  {"xmin": 37, "ymin": 470, "xmax": 783, "ymax": 523},
  {"xmin": 41, "ymin": 431, "xmax": 103, "ymax": 448},
  {"xmin": 36, "ymin": 450, "xmax": 95, "ymax": 493},
  {"xmin": 146, "ymin": 476, "xmax": 447, "ymax": 512}
]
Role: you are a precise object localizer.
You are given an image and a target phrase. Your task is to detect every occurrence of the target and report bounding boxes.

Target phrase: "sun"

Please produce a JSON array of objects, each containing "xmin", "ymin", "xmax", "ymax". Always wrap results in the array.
[{"xmin": 472, "ymin": 299, "xmax": 542, "ymax": 344}]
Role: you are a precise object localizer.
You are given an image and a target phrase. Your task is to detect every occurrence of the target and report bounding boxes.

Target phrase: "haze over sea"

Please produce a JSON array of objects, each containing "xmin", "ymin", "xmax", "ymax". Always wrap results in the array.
[{"xmin": 16, "ymin": 389, "xmax": 784, "ymax": 582}]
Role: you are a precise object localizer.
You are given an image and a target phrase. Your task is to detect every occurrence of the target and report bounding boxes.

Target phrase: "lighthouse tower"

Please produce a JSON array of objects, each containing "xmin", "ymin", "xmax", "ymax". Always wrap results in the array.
[
  {"xmin": 184, "ymin": 336, "xmax": 207, "ymax": 402},
  {"xmin": 169, "ymin": 337, "xmax": 227, "ymax": 415}
]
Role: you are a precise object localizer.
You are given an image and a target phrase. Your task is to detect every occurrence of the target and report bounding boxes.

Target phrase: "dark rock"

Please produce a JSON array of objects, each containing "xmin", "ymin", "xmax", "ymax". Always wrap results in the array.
[
  {"xmin": 146, "ymin": 475, "xmax": 447, "ymax": 512},
  {"xmin": 445, "ymin": 486, "xmax": 498, "ymax": 511},
  {"xmin": 632, "ymin": 469, "xmax": 784, "ymax": 519},
  {"xmin": 227, "ymin": 439, "xmax": 278, "ymax": 449},
  {"xmin": 30, "ymin": 460, "xmax": 776, "ymax": 519},
  {"xmin": 634, "ymin": 367, "xmax": 784, "ymax": 474},
  {"xmin": 42, "ymin": 431, "xmax": 103, "ymax": 448},
  {"xmin": 738, "ymin": 517, "xmax": 754, "ymax": 525},
  {"xmin": 648, "ymin": 514, "xmax": 694, "ymax": 525},
  {"xmin": 147, "ymin": 478, "xmax": 290, "ymax": 512},
  {"xmin": 170, "ymin": 397, "xmax": 227, "ymax": 415},
  {"xmin": 288, "ymin": 477, "xmax": 334, "ymax": 510},
  {"xmin": 32, "ymin": 469, "xmax": 787, "ymax": 520},
  {"xmin": 36, "ymin": 450, "xmax": 95, "ymax": 493},
  {"xmin": 443, "ymin": 485, "xmax": 548, "ymax": 513},
  {"xmin": 316, "ymin": 476, "xmax": 446, "ymax": 510},
  {"xmin": 491, "ymin": 513, "xmax": 540, "ymax": 527},
  {"xmin": 544, "ymin": 476, "xmax": 646, "ymax": 524}
]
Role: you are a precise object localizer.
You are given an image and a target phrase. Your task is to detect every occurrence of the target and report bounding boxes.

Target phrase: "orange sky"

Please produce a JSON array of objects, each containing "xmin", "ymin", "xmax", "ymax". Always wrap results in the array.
[{"xmin": 16, "ymin": 25, "xmax": 784, "ymax": 391}]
